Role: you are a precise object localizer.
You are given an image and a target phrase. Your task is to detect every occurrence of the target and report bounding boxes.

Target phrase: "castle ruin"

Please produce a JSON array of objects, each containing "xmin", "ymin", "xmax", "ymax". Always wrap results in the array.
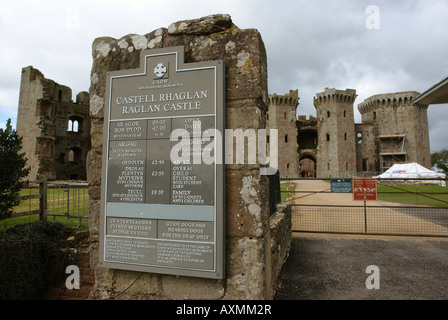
[
  {"xmin": 267, "ymin": 88, "xmax": 431, "ymax": 178},
  {"xmin": 16, "ymin": 66, "xmax": 91, "ymax": 181}
]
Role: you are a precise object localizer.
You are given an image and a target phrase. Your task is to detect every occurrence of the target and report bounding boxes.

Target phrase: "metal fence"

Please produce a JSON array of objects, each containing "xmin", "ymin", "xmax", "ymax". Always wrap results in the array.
[
  {"xmin": 281, "ymin": 177, "xmax": 448, "ymax": 238},
  {"xmin": 290, "ymin": 204, "xmax": 448, "ymax": 237},
  {"xmin": 15, "ymin": 179, "xmax": 89, "ymax": 228},
  {"xmin": 47, "ymin": 182, "xmax": 89, "ymax": 228}
]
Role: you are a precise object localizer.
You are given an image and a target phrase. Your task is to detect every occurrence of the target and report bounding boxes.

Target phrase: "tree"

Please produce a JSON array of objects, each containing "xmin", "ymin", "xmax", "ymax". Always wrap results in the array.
[
  {"xmin": 431, "ymin": 149, "xmax": 448, "ymax": 174},
  {"xmin": 0, "ymin": 119, "xmax": 30, "ymax": 220}
]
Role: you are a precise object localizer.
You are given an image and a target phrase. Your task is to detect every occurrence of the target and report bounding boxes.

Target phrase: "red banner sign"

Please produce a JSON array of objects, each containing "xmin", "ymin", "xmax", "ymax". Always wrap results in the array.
[{"xmin": 353, "ymin": 178, "xmax": 377, "ymax": 201}]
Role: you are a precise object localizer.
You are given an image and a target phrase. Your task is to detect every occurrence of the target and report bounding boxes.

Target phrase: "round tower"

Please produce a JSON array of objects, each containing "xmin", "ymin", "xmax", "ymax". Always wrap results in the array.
[
  {"xmin": 267, "ymin": 89, "xmax": 300, "ymax": 177},
  {"xmin": 357, "ymin": 91, "xmax": 431, "ymax": 171},
  {"xmin": 313, "ymin": 88, "xmax": 357, "ymax": 178}
]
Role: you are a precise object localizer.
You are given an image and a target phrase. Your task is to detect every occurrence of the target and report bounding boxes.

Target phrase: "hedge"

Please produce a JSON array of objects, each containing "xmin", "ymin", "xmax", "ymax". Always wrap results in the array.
[{"xmin": 0, "ymin": 221, "xmax": 74, "ymax": 299}]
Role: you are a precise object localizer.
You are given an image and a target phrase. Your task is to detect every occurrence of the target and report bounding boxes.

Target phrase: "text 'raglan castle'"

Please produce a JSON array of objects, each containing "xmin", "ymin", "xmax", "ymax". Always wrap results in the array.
[{"xmin": 267, "ymin": 88, "xmax": 431, "ymax": 178}]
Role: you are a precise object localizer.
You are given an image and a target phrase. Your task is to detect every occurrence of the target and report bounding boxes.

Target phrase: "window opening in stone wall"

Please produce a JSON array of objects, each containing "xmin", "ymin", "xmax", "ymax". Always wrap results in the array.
[
  {"xmin": 344, "ymin": 133, "xmax": 347, "ymax": 141},
  {"xmin": 287, "ymin": 163, "xmax": 290, "ymax": 171},
  {"xmin": 326, "ymin": 133, "xmax": 330, "ymax": 142},
  {"xmin": 327, "ymin": 111, "xmax": 330, "ymax": 118},
  {"xmin": 67, "ymin": 117, "xmax": 82, "ymax": 133},
  {"xmin": 68, "ymin": 149, "xmax": 75, "ymax": 162},
  {"xmin": 346, "ymin": 162, "xmax": 349, "ymax": 171},
  {"xmin": 267, "ymin": 135, "xmax": 270, "ymax": 143},
  {"xmin": 285, "ymin": 135, "xmax": 288, "ymax": 143},
  {"xmin": 362, "ymin": 159, "xmax": 368, "ymax": 172},
  {"xmin": 344, "ymin": 110, "xmax": 346, "ymax": 118},
  {"xmin": 68, "ymin": 147, "xmax": 82, "ymax": 163},
  {"xmin": 357, "ymin": 132, "xmax": 363, "ymax": 144},
  {"xmin": 58, "ymin": 89, "xmax": 62, "ymax": 101}
]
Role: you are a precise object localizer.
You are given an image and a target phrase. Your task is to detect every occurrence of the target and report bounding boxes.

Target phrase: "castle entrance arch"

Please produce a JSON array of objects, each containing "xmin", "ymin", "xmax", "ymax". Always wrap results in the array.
[{"xmin": 299, "ymin": 153, "xmax": 316, "ymax": 178}]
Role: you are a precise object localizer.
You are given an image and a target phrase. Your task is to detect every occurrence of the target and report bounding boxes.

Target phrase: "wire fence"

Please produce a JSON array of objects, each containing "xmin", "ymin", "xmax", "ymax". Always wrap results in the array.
[
  {"xmin": 14, "ymin": 179, "xmax": 89, "ymax": 228},
  {"xmin": 281, "ymin": 177, "xmax": 448, "ymax": 238}
]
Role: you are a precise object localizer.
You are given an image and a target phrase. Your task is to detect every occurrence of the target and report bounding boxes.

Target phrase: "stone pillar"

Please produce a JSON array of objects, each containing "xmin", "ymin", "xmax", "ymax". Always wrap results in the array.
[{"xmin": 87, "ymin": 14, "xmax": 286, "ymax": 300}]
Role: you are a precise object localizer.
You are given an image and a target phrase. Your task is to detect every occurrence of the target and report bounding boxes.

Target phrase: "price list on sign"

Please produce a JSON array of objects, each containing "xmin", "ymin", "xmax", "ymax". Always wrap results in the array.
[{"xmin": 99, "ymin": 47, "xmax": 225, "ymax": 279}]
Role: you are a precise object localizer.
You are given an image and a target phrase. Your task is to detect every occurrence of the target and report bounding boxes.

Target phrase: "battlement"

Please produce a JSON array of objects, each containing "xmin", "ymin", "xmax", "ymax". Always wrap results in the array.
[
  {"xmin": 297, "ymin": 115, "xmax": 316, "ymax": 121},
  {"xmin": 313, "ymin": 88, "xmax": 357, "ymax": 107},
  {"xmin": 358, "ymin": 91, "xmax": 427, "ymax": 114},
  {"xmin": 269, "ymin": 89, "xmax": 299, "ymax": 107}
]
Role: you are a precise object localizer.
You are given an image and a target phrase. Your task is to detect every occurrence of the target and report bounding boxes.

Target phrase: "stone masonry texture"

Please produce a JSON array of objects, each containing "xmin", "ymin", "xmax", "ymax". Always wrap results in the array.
[{"xmin": 87, "ymin": 14, "xmax": 291, "ymax": 300}]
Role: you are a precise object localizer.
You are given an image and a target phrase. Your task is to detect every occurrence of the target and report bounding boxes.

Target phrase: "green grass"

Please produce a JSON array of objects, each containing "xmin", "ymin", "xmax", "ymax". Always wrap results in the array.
[
  {"xmin": 1, "ymin": 186, "xmax": 89, "ymax": 232},
  {"xmin": 0, "ymin": 214, "xmax": 88, "ymax": 233},
  {"xmin": 377, "ymin": 183, "xmax": 448, "ymax": 207},
  {"xmin": 280, "ymin": 182, "xmax": 295, "ymax": 202}
]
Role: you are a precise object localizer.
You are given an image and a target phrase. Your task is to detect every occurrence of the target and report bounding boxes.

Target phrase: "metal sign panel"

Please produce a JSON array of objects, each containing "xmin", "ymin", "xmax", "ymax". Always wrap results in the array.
[
  {"xmin": 99, "ymin": 46, "xmax": 225, "ymax": 279},
  {"xmin": 353, "ymin": 178, "xmax": 377, "ymax": 201},
  {"xmin": 331, "ymin": 178, "xmax": 353, "ymax": 193}
]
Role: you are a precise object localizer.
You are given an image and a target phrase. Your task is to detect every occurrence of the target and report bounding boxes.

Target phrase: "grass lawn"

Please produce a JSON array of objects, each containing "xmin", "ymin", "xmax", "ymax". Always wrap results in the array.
[
  {"xmin": 377, "ymin": 183, "xmax": 448, "ymax": 207},
  {"xmin": 280, "ymin": 182, "xmax": 296, "ymax": 202},
  {"xmin": 1, "ymin": 185, "xmax": 89, "ymax": 232},
  {"xmin": 0, "ymin": 214, "xmax": 88, "ymax": 233}
]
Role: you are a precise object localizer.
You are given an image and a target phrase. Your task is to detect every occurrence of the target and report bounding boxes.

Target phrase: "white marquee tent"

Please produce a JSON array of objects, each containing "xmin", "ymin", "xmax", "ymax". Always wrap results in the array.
[{"xmin": 376, "ymin": 162, "xmax": 446, "ymax": 184}]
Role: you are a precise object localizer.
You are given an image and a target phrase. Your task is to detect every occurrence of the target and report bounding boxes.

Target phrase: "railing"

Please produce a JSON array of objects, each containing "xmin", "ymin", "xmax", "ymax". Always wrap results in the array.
[
  {"xmin": 281, "ymin": 177, "xmax": 448, "ymax": 237},
  {"xmin": 46, "ymin": 181, "xmax": 89, "ymax": 228},
  {"xmin": 14, "ymin": 177, "xmax": 89, "ymax": 228}
]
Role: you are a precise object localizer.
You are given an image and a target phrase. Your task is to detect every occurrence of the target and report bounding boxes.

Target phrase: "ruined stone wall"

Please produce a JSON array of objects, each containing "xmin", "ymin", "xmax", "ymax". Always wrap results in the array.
[
  {"xmin": 87, "ymin": 14, "xmax": 291, "ymax": 300},
  {"xmin": 267, "ymin": 90, "xmax": 300, "ymax": 177},
  {"xmin": 16, "ymin": 66, "xmax": 90, "ymax": 180},
  {"xmin": 313, "ymin": 88, "xmax": 357, "ymax": 178},
  {"xmin": 358, "ymin": 92, "xmax": 431, "ymax": 170}
]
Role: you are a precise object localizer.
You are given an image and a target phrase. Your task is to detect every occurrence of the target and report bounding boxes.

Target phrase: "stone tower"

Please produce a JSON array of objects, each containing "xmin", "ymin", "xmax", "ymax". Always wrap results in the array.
[
  {"xmin": 357, "ymin": 91, "xmax": 431, "ymax": 171},
  {"xmin": 313, "ymin": 88, "xmax": 357, "ymax": 178},
  {"xmin": 267, "ymin": 90, "xmax": 300, "ymax": 177},
  {"xmin": 16, "ymin": 66, "xmax": 91, "ymax": 180}
]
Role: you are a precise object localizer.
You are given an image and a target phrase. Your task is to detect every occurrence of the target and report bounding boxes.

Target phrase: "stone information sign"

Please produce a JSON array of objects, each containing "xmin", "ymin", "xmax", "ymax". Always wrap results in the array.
[{"xmin": 99, "ymin": 46, "xmax": 225, "ymax": 279}]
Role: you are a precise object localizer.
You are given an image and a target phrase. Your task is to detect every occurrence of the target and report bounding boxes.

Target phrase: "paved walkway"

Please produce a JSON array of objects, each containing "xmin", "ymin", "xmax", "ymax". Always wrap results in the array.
[{"xmin": 275, "ymin": 233, "xmax": 448, "ymax": 300}]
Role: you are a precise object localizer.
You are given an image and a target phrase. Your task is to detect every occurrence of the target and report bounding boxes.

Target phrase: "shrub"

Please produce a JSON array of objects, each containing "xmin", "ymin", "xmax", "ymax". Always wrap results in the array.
[{"xmin": 0, "ymin": 221, "xmax": 74, "ymax": 299}]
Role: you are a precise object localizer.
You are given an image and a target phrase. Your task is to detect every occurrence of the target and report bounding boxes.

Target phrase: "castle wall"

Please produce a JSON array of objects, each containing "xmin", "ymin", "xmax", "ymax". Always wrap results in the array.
[
  {"xmin": 355, "ymin": 123, "xmax": 379, "ymax": 173},
  {"xmin": 266, "ymin": 88, "xmax": 433, "ymax": 178},
  {"xmin": 358, "ymin": 92, "xmax": 431, "ymax": 171},
  {"xmin": 267, "ymin": 90, "xmax": 300, "ymax": 176},
  {"xmin": 297, "ymin": 116, "xmax": 317, "ymax": 177},
  {"xmin": 314, "ymin": 88, "xmax": 357, "ymax": 178},
  {"xmin": 16, "ymin": 66, "xmax": 90, "ymax": 180}
]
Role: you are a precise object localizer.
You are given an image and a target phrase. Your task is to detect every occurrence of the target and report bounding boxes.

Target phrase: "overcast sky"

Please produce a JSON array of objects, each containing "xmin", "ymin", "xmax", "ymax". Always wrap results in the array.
[{"xmin": 1, "ymin": 0, "xmax": 447, "ymax": 152}]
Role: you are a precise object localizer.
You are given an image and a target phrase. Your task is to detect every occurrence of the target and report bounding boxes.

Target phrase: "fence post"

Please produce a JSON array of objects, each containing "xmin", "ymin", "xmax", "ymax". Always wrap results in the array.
[
  {"xmin": 39, "ymin": 176, "xmax": 48, "ymax": 221},
  {"xmin": 364, "ymin": 200, "xmax": 367, "ymax": 234}
]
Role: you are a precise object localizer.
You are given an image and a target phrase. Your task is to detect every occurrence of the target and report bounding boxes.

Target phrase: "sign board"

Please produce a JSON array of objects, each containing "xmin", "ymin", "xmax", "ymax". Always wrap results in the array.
[
  {"xmin": 331, "ymin": 178, "xmax": 352, "ymax": 193},
  {"xmin": 353, "ymin": 178, "xmax": 377, "ymax": 201},
  {"xmin": 99, "ymin": 46, "xmax": 226, "ymax": 279}
]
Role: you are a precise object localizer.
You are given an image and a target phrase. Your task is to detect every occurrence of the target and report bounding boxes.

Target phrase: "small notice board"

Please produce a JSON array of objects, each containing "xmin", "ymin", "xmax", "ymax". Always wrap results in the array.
[{"xmin": 352, "ymin": 178, "xmax": 377, "ymax": 201}]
